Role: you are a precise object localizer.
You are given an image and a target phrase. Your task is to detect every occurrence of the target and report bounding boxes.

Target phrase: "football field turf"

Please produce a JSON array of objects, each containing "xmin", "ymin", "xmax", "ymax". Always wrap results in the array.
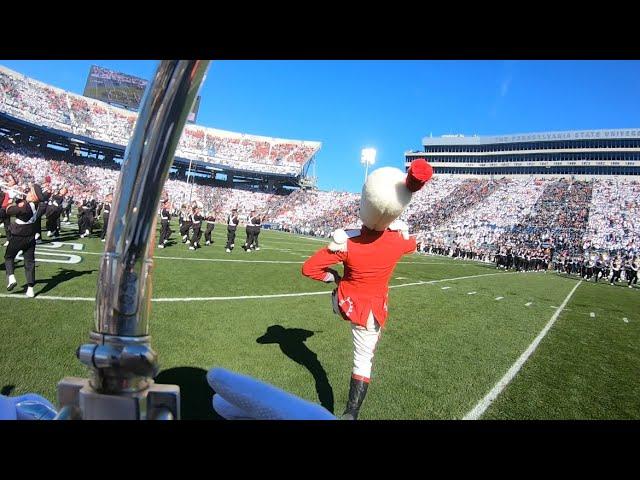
[{"xmin": 1, "ymin": 220, "xmax": 639, "ymax": 419}]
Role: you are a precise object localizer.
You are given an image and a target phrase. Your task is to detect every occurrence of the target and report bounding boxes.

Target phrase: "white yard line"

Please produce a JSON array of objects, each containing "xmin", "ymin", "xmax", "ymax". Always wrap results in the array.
[
  {"xmin": 0, "ymin": 271, "xmax": 521, "ymax": 303},
  {"xmin": 72, "ymin": 250, "xmax": 493, "ymax": 267},
  {"xmin": 0, "ymin": 293, "xmax": 94, "ymax": 301},
  {"xmin": 152, "ymin": 255, "xmax": 304, "ymax": 264},
  {"xmin": 495, "ymin": 296, "xmax": 504, "ymax": 301},
  {"xmin": 463, "ymin": 280, "xmax": 583, "ymax": 420},
  {"xmin": 77, "ymin": 251, "xmax": 305, "ymax": 264},
  {"xmin": 153, "ymin": 291, "xmax": 330, "ymax": 302}
]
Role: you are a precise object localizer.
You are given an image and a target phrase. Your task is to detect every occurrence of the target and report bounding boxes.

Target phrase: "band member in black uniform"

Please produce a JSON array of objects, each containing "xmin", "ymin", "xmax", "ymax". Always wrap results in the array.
[
  {"xmin": 0, "ymin": 187, "xmax": 4, "ymax": 242},
  {"xmin": 4, "ymin": 183, "xmax": 45, "ymax": 298},
  {"xmin": 506, "ymin": 247, "xmax": 514, "ymax": 270},
  {"xmin": 225, "ymin": 208, "xmax": 239, "ymax": 253},
  {"xmin": 76, "ymin": 199, "xmax": 84, "ymax": 235},
  {"xmin": 34, "ymin": 180, "xmax": 52, "ymax": 243},
  {"xmin": 100, "ymin": 193, "xmax": 112, "ymax": 242},
  {"xmin": 179, "ymin": 205, "xmax": 192, "ymax": 244},
  {"xmin": 610, "ymin": 256, "xmax": 623, "ymax": 285},
  {"xmin": 593, "ymin": 254, "xmax": 604, "ymax": 282},
  {"xmin": 79, "ymin": 197, "xmax": 95, "ymax": 238},
  {"xmin": 204, "ymin": 212, "xmax": 216, "ymax": 245},
  {"xmin": 584, "ymin": 253, "xmax": 593, "ymax": 279},
  {"xmin": 563, "ymin": 254, "xmax": 571, "ymax": 275},
  {"xmin": 626, "ymin": 256, "xmax": 638, "ymax": 288},
  {"xmin": 188, "ymin": 204, "xmax": 204, "ymax": 250},
  {"xmin": 158, "ymin": 200, "xmax": 172, "ymax": 248},
  {"xmin": 2, "ymin": 174, "xmax": 22, "ymax": 247},
  {"xmin": 63, "ymin": 195, "xmax": 73, "ymax": 222},
  {"xmin": 252, "ymin": 211, "xmax": 263, "ymax": 251},
  {"xmin": 495, "ymin": 247, "xmax": 505, "ymax": 269},
  {"xmin": 242, "ymin": 210, "xmax": 256, "ymax": 252},
  {"xmin": 600, "ymin": 253, "xmax": 610, "ymax": 280},
  {"xmin": 45, "ymin": 186, "xmax": 67, "ymax": 239}
]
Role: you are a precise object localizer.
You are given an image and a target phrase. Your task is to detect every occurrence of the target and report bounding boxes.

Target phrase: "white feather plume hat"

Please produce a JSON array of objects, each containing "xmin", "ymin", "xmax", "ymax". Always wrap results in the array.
[{"xmin": 328, "ymin": 159, "xmax": 433, "ymax": 252}]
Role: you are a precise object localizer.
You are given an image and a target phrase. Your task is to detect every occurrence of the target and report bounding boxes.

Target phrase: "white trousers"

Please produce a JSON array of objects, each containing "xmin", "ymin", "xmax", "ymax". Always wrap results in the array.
[{"xmin": 351, "ymin": 311, "xmax": 381, "ymax": 380}]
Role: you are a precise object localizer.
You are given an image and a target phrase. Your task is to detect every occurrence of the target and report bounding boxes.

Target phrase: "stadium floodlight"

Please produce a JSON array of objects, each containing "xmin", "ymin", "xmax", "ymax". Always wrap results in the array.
[{"xmin": 361, "ymin": 147, "xmax": 377, "ymax": 181}]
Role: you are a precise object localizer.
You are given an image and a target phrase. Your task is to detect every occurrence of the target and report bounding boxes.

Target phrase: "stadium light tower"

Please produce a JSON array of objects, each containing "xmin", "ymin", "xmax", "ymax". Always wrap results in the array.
[{"xmin": 361, "ymin": 147, "xmax": 377, "ymax": 182}]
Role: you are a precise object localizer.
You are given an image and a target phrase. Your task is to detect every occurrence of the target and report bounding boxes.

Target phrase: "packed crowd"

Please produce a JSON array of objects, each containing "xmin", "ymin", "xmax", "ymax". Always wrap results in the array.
[
  {"xmin": 412, "ymin": 178, "xmax": 541, "ymax": 250},
  {"xmin": 583, "ymin": 179, "xmax": 640, "ymax": 253},
  {"xmin": 0, "ymin": 143, "xmax": 119, "ymax": 200},
  {"xmin": 405, "ymin": 178, "xmax": 500, "ymax": 241},
  {"xmin": 0, "ymin": 66, "xmax": 320, "ymax": 176},
  {"xmin": 1, "ymin": 141, "xmax": 639, "ymax": 260},
  {"xmin": 267, "ymin": 189, "xmax": 361, "ymax": 237},
  {"xmin": 496, "ymin": 180, "xmax": 593, "ymax": 254}
]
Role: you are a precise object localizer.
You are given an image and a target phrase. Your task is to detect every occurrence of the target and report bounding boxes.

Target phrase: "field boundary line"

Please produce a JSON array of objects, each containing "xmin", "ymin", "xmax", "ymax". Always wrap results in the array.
[{"xmin": 462, "ymin": 280, "xmax": 583, "ymax": 420}]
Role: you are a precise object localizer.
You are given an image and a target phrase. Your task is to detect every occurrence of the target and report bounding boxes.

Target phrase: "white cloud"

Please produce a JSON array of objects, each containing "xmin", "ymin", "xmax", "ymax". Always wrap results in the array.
[{"xmin": 500, "ymin": 74, "xmax": 513, "ymax": 97}]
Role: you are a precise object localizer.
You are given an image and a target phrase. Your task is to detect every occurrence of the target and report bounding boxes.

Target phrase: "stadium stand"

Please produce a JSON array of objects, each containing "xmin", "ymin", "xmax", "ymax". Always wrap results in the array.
[
  {"xmin": 2, "ymin": 141, "xmax": 639, "ymax": 259},
  {"xmin": 0, "ymin": 65, "xmax": 320, "ymax": 177},
  {"xmin": 2, "ymin": 65, "xmax": 639, "ymax": 260}
]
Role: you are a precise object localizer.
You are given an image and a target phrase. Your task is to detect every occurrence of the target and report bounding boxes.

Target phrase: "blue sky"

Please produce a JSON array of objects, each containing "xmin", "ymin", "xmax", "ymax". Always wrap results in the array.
[{"xmin": 2, "ymin": 60, "xmax": 640, "ymax": 193}]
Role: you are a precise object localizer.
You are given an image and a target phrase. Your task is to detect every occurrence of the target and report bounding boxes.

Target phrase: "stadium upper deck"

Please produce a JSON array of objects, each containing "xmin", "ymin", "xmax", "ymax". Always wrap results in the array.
[
  {"xmin": 405, "ymin": 130, "xmax": 640, "ymax": 178},
  {"xmin": 0, "ymin": 65, "xmax": 321, "ymax": 178}
]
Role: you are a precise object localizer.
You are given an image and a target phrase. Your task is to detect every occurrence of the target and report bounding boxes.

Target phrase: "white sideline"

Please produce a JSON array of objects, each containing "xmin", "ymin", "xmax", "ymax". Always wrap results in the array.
[
  {"xmin": 71, "ymin": 250, "xmax": 493, "ymax": 267},
  {"xmin": 0, "ymin": 271, "xmax": 520, "ymax": 303},
  {"xmin": 463, "ymin": 280, "xmax": 583, "ymax": 420}
]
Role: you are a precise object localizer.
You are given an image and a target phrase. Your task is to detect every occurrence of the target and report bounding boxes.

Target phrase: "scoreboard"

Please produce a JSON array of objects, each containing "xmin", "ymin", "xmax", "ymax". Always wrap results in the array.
[{"xmin": 83, "ymin": 65, "xmax": 200, "ymax": 122}]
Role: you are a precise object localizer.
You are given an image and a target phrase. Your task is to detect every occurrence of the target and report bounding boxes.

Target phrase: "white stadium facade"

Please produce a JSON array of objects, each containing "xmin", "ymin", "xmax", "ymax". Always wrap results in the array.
[{"xmin": 405, "ymin": 130, "xmax": 640, "ymax": 178}]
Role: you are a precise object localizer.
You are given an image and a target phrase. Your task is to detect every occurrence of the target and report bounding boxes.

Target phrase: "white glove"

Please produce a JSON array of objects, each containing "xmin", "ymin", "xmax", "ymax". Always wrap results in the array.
[
  {"xmin": 207, "ymin": 367, "xmax": 336, "ymax": 420},
  {"xmin": 388, "ymin": 219, "xmax": 410, "ymax": 240}
]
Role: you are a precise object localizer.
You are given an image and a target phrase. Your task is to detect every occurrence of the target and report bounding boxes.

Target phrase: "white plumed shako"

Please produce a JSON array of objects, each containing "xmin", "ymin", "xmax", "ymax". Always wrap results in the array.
[{"xmin": 359, "ymin": 167, "xmax": 411, "ymax": 232}]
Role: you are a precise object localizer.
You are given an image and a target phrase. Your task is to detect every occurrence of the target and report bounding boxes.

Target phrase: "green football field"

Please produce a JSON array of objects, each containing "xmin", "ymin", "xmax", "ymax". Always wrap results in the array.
[{"xmin": 1, "ymin": 219, "xmax": 639, "ymax": 420}]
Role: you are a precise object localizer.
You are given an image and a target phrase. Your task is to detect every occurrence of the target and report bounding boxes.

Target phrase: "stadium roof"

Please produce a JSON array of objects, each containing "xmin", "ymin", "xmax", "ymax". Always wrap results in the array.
[
  {"xmin": 422, "ymin": 129, "xmax": 640, "ymax": 146},
  {"xmin": 0, "ymin": 65, "xmax": 321, "ymax": 177}
]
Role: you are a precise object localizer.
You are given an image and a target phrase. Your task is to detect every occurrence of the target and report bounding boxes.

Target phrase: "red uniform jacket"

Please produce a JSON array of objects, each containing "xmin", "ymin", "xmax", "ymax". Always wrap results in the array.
[{"xmin": 302, "ymin": 227, "xmax": 416, "ymax": 328}]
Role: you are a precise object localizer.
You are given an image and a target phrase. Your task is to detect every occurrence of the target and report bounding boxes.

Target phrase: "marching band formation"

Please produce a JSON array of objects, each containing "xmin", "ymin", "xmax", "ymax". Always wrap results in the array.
[
  {"xmin": 1, "ymin": 174, "xmax": 638, "ymax": 299},
  {"xmin": 554, "ymin": 251, "xmax": 638, "ymax": 287},
  {"xmin": 420, "ymin": 240, "xmax": 639, "ymax": 288},
  {"xmin": 0, "ymin": 175, "xmax": 268, "ymax": 298},
  {"xmin": 170, "ymin": 201, "xmax": 265, "ymax": 253}
]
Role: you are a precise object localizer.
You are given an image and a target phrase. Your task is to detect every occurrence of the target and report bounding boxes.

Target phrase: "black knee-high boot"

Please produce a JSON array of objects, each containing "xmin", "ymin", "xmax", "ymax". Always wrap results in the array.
[{"xmin": 341, "ymin": 376, "xmax": 369, "ymax": 420}]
